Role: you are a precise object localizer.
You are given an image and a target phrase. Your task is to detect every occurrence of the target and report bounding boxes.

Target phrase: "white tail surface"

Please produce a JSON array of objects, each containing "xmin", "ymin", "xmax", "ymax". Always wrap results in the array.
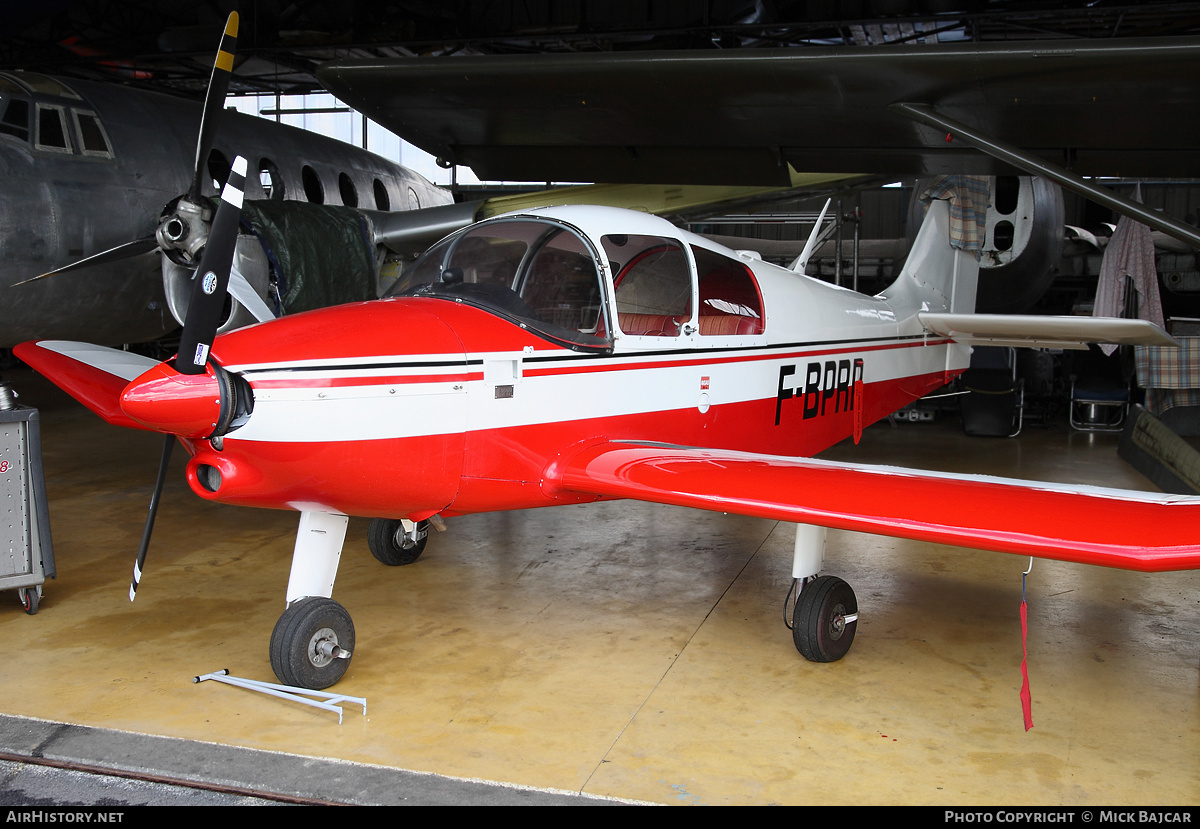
[{"xmin": 880, "ymin": 198, "xmax": 980, "ymax": 317}]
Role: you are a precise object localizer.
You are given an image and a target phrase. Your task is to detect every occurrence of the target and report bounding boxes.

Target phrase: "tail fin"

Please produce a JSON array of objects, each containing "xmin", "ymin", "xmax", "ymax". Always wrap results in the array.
[
  {"xmin": 890, "ymin": 198, "xmax": 1176, "ymax": 351},
  {"xmin": 880, "ymin": 198, "xmax": 979, "ymax": 317}
]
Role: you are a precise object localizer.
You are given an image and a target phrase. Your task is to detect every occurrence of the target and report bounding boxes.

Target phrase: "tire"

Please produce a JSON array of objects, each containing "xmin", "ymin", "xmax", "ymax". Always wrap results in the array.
[
  {"xmin": 269, "ymin": 597, "xmax": 355, "ymax": 689},
  {"xmin": 792, "ymin": 575, "xmax": 858, "ymax": 662},
  {"xmin": 18, "ymin": 587, "xmax": 39, "ymax": 615},
  {"xmin": 367, "ymin": 518, "xmax": 428, "ymax": 566}
]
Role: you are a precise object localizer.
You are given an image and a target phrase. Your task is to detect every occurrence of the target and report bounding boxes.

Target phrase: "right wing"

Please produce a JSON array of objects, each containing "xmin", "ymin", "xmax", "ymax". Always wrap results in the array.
[
  {"xmin": 555, "ymin": 441, "xmax": 1200, "ymax": 573},
  {"xmin": 14, "ymin": 340, "xmax": 159, "ymax": 431}
]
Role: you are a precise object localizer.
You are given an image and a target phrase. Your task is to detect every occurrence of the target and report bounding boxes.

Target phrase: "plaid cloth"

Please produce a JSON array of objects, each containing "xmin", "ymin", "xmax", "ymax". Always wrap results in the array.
[
  {"xmin": 920, "ymin": 175, "xmax": 990, "ymax": 254},
  {"xmin": 1134, "ymin": 338, "xmax": 1200, "ymax": 414},
  {"xmin": 1094, "ymin": 204, "xmax": 1164, "ymax": 356}
]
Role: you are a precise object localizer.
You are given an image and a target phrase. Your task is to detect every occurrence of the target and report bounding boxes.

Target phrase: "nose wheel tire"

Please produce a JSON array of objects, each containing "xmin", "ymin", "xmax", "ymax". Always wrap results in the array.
[
  {"xmin": 793, "ymin": 575, "xmax": 858, "ymax": 662},
  {"xmin": 367, "ymin": 517, "xmax": 428, "ymax": 566},
  {"xmin": 269, "ymin": 597, "xmax": 355, "ymax": 689}
]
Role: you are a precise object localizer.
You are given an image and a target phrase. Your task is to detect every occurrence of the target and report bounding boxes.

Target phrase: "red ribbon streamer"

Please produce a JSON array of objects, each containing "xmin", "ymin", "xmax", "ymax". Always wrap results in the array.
[{"xmin": 1020, "ymin": 599, "xmax": 1034, "ymax": 731}]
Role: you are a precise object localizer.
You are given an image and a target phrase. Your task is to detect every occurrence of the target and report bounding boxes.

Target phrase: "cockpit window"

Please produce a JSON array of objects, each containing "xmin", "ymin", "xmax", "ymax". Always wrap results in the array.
[
  {"xmin": 0, "ymin": 76, "xmax": 26, "ymax": 96},
  {"xmin": 388, "ymin": 218, "xmax": 609, "ymax": 349},
  {"xmin": 35, "ymin": 104, "xmax": 71, "ymax": 152},
  {"xmin": 0, "ymin": 98, "xmax": 29, "ymax": 142},
  {"xmin": 73, "ymin": 110, "xmax": 112, "ymax": 157},
  {"xmin": 16, "ymin": 74, "xmax": 80, "ymax": 99},
  {"xmin": 604, "ymin": 234, "xmax": 693, "ymax": 337},
  {"xmin": 692, "ymin": 246, "xmax": 765, "ymax": 336}
]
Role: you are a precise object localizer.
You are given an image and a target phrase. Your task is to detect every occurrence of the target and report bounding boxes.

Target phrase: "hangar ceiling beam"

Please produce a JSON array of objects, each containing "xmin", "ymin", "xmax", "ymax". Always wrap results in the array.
[{"xmin": 891, "ymin": 102, "xmax": 1200, "ymax": 250}]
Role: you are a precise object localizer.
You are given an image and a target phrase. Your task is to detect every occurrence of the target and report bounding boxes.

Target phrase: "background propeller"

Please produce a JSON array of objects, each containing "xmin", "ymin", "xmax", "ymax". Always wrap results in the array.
[
  {"xmin": 176, "ymin": 155, "xmax": 247, "ymax": 374},
  {"xmin": 129, "ymin": 153, "xmax": 247, "ymax": 600},
  {"xmin": 12, "ymin": 11, "xmax": 240, "ymax": 287}
]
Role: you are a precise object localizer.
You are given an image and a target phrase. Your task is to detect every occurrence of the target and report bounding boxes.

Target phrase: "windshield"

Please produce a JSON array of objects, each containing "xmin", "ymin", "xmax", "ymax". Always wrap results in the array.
[{"xmin": 388, "ymin": 218, "xmax": 609, "ymax": 348}]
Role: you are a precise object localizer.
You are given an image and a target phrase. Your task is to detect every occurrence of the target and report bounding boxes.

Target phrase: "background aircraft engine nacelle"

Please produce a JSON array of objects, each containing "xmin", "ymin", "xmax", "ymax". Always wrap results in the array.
[
  {"xmin": 909, "ymin": 176, "xmax": 1064, "ymax": 314},
  {"xmin": 163, "ymin": 235, "xmax": 273, "ymax": 335}
]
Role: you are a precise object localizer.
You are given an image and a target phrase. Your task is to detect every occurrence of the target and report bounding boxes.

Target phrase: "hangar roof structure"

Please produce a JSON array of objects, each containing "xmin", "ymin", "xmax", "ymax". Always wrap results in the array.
[{"xmin": 3, "ymin": 1, "xmax": 1200, "ymax": 101}]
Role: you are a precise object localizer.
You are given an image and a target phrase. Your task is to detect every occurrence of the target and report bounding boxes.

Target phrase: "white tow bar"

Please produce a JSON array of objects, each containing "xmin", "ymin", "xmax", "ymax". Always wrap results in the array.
[{"xmin": 194, "ymin": 669, "xmax": 367, "ymax": 724}]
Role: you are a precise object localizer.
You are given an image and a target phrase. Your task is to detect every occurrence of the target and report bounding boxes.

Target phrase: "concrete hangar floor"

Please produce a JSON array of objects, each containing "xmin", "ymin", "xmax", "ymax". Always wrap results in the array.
[{"xmin": 1, "ymin": 366, "xmax": 1197, "ymax": 806}]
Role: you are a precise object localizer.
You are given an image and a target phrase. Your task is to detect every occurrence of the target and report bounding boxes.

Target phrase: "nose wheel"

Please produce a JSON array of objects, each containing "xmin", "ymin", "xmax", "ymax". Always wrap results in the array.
[
  {"xmin": 367, "ymin": 517, "xmax": 428, "ymax": 566},
  {"xmin": 792, "ymin": 575, "xmax": 858, "ymax": 662},
  {"xmin": 269, "ymin": 596, "xmax": 355, "ymax": 689}
]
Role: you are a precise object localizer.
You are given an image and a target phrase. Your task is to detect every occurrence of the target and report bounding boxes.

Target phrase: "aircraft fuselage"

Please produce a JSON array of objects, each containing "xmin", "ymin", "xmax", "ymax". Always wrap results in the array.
[{"xmin": 160, "ymin": 205, "xmax": 966, "ymax": 519}]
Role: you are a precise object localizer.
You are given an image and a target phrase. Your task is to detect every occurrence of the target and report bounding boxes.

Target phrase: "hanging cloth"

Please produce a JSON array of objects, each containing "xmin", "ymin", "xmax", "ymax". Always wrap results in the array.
[
  {"xmin": 920, "ymin": 175, "xmax": 990, "ymax": 254},
  {"xmin": 1093, "ymin": 185, "xmax": 1164, "ymax": 355}
]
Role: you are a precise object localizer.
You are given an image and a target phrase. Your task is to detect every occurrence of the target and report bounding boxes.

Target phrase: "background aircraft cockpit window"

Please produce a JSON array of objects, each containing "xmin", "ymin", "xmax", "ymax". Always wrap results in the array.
[
  {"xmin": 604, "ymin": 234, "xmax": 692, "ymax": 337},
  {"xmin": 17, "ymin": 74, "xmax": 80, "ymax": 99},
  {"xmin": 0, "ymin": 76, "xmax": 27, "ymax": 95},
  {"xmin": 387, "ymin": 219, "xmax": 608, "ymax": 349},
  {"xmin": 34, "ymin": 104, "xmax": 70, "ymax": 152},
  {"xmin": 72, "ymin": 110, "xmax": 112, "ymax": 158},
  {"xmin": 0, "ymin": 98, "xmax": 29, "ymax": 142},
  {"xmin": 692, "ymin": 246, "xmax": 765, "ymax": 336}
]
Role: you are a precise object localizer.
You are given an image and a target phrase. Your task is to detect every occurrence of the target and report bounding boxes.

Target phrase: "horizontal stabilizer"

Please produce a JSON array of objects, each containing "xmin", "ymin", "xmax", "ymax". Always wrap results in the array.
[
  {"xmin": 557, "ymin": 441, "xmax": 1200, "ymax": 572},
  {"xmin": 13, "ymin": 340, "xmax": 160, "ymax": 430},
  {"xmin": 918, "ymin": 313, "xmax": 1177, "ymax": 349}
]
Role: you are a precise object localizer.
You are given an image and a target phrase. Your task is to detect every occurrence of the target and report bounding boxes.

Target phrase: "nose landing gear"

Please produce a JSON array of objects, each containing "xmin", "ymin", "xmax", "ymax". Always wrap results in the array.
[{"xmin": 270, "ymin": 596, "xmax": 355, "ymax": 690}]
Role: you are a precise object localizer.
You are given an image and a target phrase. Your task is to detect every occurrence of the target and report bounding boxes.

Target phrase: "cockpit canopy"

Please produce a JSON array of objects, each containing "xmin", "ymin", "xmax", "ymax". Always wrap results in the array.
[
  {"xmin": 389, "ymin": 210, "xmax": 767, "ymax": 349},
  {"xmin": 388, "ymin": 217, "xmax": 610, "ymax": 349},
  {"xmin": 0, "ymin": 72, "xmax": 113, "ymax": 158}
]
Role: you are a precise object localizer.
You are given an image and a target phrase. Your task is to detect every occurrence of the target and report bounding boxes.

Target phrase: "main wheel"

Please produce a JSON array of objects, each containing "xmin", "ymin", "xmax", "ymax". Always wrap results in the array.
[
  {"xmin": 792, "ymin": 575, "xmax": 858, "ymax": 662},
  {"xmin": 269, "ymin": 597, "xmax": 355, "ymax": 689},
  {"xmin": 367, "ymin": 517, "xmax": 428, "ymax": 566}
]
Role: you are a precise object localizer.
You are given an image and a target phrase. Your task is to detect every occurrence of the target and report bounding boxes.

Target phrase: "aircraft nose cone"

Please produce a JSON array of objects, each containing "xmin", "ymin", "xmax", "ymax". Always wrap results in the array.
[{"xmin": 121, "ymin": 362, "xmax": 223, "ymax": 439}]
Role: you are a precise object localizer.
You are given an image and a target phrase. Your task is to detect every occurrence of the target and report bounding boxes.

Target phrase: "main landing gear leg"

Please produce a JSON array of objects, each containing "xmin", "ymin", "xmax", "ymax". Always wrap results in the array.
[
  {"xmin": 789, "ymin": 523, "xmax": 858, "ymax": 662},
  {"xmin": 270, "ymin": 511, "xmax": 355, "ymax": 690}
]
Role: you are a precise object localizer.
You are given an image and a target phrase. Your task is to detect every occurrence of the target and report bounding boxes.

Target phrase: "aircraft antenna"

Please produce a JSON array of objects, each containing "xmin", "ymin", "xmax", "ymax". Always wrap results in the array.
[{"xmin": 792, "ymin": 198, "xmax": 832, "ymax": 275}]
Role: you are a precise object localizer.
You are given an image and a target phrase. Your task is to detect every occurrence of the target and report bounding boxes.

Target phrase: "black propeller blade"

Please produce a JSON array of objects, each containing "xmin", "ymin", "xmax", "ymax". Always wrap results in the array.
[
  {"xmin": 130, "ymin": 435, "xmax": 174, "ymax": 602},
  {"xmin": 130, "ymin": 152, "xmax": 246, "ymax": 598},
  {"xmin": 176, "ymin": 155, "xmax": 247, "ymax": 374},
  {"xmin": 188, "ymin": 11, "xmax": 239, "ymax": 203}
]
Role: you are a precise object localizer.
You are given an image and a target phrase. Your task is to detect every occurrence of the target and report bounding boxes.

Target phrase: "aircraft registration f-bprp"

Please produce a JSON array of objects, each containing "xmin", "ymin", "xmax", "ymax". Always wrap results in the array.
[{"xmin": 14, "ymin": 163, "xmax": 1200, "ymax": 691}]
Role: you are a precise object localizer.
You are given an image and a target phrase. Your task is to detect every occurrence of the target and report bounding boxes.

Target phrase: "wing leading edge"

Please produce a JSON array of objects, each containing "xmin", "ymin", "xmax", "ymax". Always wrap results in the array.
[
  {"xmin": 14, "ymin": 340, "xmax": 160, "ymax": 431},
  {"xmin": 555, "ymin": 442, "xmax": 1200, "ymax": 573}
]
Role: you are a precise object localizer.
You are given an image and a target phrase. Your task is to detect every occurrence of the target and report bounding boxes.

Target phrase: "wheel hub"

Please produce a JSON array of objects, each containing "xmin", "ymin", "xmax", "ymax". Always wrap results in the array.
[
  {"xmin": 827, "ymin": 603, "xmax": 860, "ymax": 641},
  {"xmin": 829, "ymin": 604, "xmax": 847, "ymax": 639},
  {"xmin": 392, "ymin": 519, "xmax": 427, "ymax": 551},
  {"xmin": 307, "ymin": 627, "xmax": 349, "ymax": 667}
]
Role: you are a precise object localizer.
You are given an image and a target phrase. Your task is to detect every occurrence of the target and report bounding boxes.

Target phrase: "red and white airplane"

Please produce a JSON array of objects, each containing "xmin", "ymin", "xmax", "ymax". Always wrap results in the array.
[{"xmin": 16, "ymin": 158, "xmax": 1200, "ymax": 690}]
